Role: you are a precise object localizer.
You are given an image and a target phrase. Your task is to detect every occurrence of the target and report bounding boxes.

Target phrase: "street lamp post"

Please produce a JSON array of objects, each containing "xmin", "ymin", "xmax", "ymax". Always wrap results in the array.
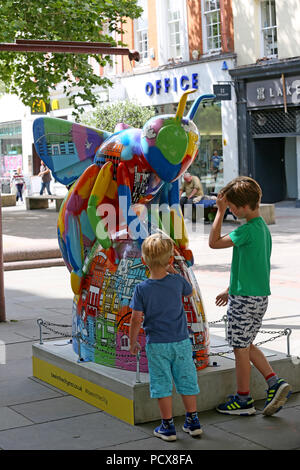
[{"xmin": 0, "ymin": 191, "xmax": 6, "ymax": 322}]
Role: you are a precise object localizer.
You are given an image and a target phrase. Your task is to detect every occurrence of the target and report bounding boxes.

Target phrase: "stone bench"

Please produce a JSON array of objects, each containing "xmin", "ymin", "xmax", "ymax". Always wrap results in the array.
[
  {"xmin": 25, "ymin": 195, "xmax": 65, "ymax": 212},
  {"xmin": 1, "ymin": 193, "xmax": 16, "ymax": 207},
  {"xmin": 184, "ymin": 201, "xmax": 276, "ymax": 225},
  {"xmin": 260, "ymin": 203, "xmax": 275, "ymax": 225}
]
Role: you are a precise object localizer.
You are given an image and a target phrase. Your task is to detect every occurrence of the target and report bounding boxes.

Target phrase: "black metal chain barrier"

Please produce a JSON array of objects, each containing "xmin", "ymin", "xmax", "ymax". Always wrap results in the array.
[
  {"xmin": 207, "ymin": 316, "xmax": 292, "ymax": 357},
  {"xmin": 37, "ymin": 315, "xmax": 293, "ymax": 359},
  {"xmin": 37, "ymin": 318, "xmax": 138, "ymax": 369}
]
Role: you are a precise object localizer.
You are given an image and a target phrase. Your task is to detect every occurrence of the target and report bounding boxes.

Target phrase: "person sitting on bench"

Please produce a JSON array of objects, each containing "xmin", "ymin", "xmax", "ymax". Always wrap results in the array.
[{"xmin": 179, "ymin": 172, "xmax": 204, "ymax": 217}]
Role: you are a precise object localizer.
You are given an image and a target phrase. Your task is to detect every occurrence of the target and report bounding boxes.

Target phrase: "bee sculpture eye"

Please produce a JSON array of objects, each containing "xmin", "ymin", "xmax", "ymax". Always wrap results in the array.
[
  {"xmin": 182, "ymin": 121, "xmax": 193, "ymax": 133},
  {"xmin": 181, "ymin": 120, "xmax": 200, "ymax": 145},
  {"xmin": 143, "ymin": 126, "xmax": 157, "ymax": 140}
]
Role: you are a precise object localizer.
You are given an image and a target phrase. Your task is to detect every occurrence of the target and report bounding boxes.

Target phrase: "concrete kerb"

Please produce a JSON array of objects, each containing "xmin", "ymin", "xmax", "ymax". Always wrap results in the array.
[
  {"xmin": 2, "ymin": 204, "xmax": 63, "ymax": 270},
  {"xmin": 3, "ymin": 237, "xmax": 63, "ymax": 271}
]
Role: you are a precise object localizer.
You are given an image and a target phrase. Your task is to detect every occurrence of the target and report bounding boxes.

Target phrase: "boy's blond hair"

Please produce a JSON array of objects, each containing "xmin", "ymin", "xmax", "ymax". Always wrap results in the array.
[
  {"xmin": 220, "ymin": 176, "xmax": 262, "ymax": 210},
  {"xmin": 141, "ymin": 233, "xmax": 174, "ymax": 268}
]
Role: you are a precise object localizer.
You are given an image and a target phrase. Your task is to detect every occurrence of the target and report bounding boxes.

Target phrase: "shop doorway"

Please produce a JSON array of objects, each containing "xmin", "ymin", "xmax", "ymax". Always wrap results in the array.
[{"xmin": 253, "ymin": 137, "xmax": 286, "ymax": 203}]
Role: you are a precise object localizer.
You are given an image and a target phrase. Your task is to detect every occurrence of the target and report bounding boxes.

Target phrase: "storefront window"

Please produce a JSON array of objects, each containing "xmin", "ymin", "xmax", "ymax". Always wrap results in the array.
[
  {"xmin": 153, "ymin": 101, "xmax": 223, "ymax": 195},
  {"xmin": 0, "ymin": 121, "xmax": 22, "ymax": 179},
  {"xmin": 189, "ymin": 101, "xmax": 223, "ymax": 194}
]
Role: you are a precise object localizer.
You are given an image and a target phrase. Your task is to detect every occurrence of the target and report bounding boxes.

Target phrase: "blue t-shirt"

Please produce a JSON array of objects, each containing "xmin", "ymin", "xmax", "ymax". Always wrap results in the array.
[
  {"xmin": 129, "ymin": 273, "xmax": 192, "ymax": 344},
  {"xmin": 211, "ymin": 155, "xmax": 222, "ymax": 168}
]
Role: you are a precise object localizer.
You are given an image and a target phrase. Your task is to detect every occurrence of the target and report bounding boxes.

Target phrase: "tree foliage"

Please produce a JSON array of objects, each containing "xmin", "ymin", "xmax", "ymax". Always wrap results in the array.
[
  {"xmin": 82, "ymin": 100, "xmax": 156, "ymax": 133},
  {"xmin": 0, "ymin": 1, "xmax": 142, "ymax": 117}
]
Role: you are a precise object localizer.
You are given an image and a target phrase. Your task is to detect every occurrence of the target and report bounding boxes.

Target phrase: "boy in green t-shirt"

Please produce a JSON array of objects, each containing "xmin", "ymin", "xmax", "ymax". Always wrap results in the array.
[{"xmin": 209, "ymin": 176, "xmax": 291, "ymax": 416}]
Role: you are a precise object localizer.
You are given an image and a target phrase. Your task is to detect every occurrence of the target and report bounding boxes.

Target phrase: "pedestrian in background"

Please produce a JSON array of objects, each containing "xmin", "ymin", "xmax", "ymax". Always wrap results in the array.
[
  {"xmin": 210, "ymin": 150, "xmax": 223, "ymax": 181},
  {"xmin": 38, "ymin": 162, "xmax": 52, "ymax": 196},
  {"xmin": 11, "ymin": 166, "xmax": 25, "ymax": 203},
  {"xmin": 209, "ymin": 176, "xmax": 291, "ymax": 416},
  {"xmin": 129, "ymin": 233, "xmax": 202, "ymax": 441}
]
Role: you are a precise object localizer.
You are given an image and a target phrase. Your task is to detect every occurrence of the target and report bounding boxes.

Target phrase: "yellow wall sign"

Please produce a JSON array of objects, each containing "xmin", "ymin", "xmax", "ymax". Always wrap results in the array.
[
  {"xmin": 32, "ymin": 356, "xmax": 134, "ymax": 425},
  {"xmin": 51, "ymin": 99, "xmax": 60, "ymax": 110},
  {"xmin": 31, "ymin": 99, "xmax": 46, "ymax": 114}
]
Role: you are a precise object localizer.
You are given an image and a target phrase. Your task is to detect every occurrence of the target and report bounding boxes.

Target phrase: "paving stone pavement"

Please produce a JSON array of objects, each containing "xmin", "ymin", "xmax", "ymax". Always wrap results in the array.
[{"xmin": 0, "ymin": 201, "xmax": 300, "ymax": 453}]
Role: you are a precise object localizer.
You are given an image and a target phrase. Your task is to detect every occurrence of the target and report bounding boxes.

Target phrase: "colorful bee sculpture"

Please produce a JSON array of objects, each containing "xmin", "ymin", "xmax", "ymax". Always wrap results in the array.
[{"xmin": 33, "ymin": 90, "xmax": 214, "ymax": 371}]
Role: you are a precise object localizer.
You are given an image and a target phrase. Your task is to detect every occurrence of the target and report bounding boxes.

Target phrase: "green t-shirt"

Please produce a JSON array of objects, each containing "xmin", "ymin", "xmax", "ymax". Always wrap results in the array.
[{"xmin": 229, "ymin": 217, "xmax": 272, "ymax": 296}]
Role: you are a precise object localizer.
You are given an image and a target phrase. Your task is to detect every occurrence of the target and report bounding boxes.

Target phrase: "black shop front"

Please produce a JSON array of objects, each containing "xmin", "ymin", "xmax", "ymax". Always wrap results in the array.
[{"xmin": 230, "ymin": 58, "xmax": 300, "ymax": 206}]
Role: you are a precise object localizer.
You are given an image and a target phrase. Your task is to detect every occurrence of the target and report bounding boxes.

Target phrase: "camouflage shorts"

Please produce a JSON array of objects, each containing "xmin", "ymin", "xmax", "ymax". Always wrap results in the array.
[{"xmin": 227, "ymin": 295, "xmax": 269, "ymax": 348}]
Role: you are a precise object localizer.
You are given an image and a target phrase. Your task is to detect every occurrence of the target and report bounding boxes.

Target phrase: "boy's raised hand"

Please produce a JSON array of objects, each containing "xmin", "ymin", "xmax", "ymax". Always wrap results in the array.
[{"xmin": 216, "ymin": 192, "xmax": 228, "ymax": 213}]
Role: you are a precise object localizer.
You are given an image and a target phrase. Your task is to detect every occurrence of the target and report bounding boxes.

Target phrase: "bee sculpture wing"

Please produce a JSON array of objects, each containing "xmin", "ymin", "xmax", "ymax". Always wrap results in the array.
[
  {"xmin": 57, "ymin": 164, "xmax": 100, "ymax": 279},
  {"xmin": 33, "ymin": 117, "xmax": 112, "ymax": 186}
]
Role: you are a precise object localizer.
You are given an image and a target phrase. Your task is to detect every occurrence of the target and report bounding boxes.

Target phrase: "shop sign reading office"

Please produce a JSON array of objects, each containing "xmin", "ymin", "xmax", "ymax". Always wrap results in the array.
[
  {"xmin": 145, "ymin": 73, "xmax": 199, "ymax": 96},
  {"xmin": 247, "ymin": 77, "xmax": 300, "ymax": 107}
]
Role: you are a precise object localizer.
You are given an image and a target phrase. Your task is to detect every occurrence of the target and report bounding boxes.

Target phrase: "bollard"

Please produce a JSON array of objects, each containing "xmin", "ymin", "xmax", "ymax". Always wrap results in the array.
[
  {"xmin": 37, "ymin": 318, "xmax": 44, "ymax": 345},
  {"xmin": 76, "ymin": 332, "xmax": 83, "ymax": 363},
  {"xmin": 223, "ymin": 315, "xmax": 228, "ymax": 341},
  {"xmin": 284, "ymin": 328, "xmax": 292, "ymax": 357},
  {"xmin": 136, "ymin": 351, "xmax": 141, "ymax": 383},
  {"xmin": 0, "ymin": 192, "xmax": 6, "ymax": 322}
]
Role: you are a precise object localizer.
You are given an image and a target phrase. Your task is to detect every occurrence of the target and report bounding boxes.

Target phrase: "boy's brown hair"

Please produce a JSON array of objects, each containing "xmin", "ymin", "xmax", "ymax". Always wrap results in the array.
[
  {"xmin": 220, "ymin": 176, "xmax": 262, "ymax": 210},
  {"xmin": 142, "ymin": 233, "xmax": 174, "ymax": 268}
]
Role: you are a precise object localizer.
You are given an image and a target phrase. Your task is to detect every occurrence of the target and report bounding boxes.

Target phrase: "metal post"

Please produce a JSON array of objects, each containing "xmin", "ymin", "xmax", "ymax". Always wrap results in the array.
[
  {"xmin": 136, "ymin": 351, "xmax": 141, "ymax": 383},
  {"xmin": 0, "ymin": 193, "xmax": 6, "ymax": 322},
  {"xmin": 284, "ymin": 328, "xmax": 292, "ymax": 357},
  {"xmin": 76, "ymin": 332, "xmax": 83, "ymax": 362},
  {"xmin": 223, "ymin": 315, "xmax": 228, "ymax": 341},
  {"xmin": 0, "ymin": 41, "xmax": 140, "ymax": 62},
  {"xmin": 37, "ymin": 318, "xmax": 44, "ymax": 344}
]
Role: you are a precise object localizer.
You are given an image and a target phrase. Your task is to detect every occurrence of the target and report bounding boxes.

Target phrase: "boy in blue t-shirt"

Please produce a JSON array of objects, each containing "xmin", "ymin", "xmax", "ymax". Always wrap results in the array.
[{"xmin": 129, "ymin": 233, "xmax": 202, "ymax": 441}]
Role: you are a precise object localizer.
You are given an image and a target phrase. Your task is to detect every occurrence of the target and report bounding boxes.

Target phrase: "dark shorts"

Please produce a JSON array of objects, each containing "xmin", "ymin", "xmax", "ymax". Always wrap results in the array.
[{"xmin": 227, "ymin": 295, "xmax": 268, "ymax": 348}]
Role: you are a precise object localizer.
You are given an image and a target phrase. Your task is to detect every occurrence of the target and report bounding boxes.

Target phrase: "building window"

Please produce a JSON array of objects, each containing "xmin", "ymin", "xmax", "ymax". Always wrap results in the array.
[
  {"xmin": 134, "ymin": 0, "xmax": 149, "ymax": 64},
  {"xmin": 0, "ymin": 121, "xmax": 22, "ymax": 178},
  {"xmin": 101, "ymin": 24, "xmax": 117, "ymax": 76},
  {"xmin": 167, "ymin": 0, "xmax": 183, "ymax": 59},
  {"xmin": 156, "ymin": 0, "xmax": 188, "ymax": 64},
  {"xmin": 203, "ymin": 0, "xmax": 221, "ymax": 52},
  {"xmin": 261, "ymin": 0, "xmax": 277, "ymax": 57}
]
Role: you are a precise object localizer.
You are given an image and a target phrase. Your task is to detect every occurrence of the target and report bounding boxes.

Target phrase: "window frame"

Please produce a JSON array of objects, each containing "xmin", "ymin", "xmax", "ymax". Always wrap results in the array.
[
  {"xmin": 202, "ymin": 0, "xmax": 222, "ymax": 54},
  {"xmin": 167, "ymin": 0, "xmax": 184, "ymax": 60},
  {"xmin": 156, "ymin": 0, "xmax": 189, "ymax": 64},
  {"xmin": 134, "ymin": 0, "xmax": 149, "ymax": 66},
  {"xmin": 101, "ymin": 24, "xmax": 117, "ymax": 77},
  {"xmin": 260, "ymin": 0, "xmax": 278, "ymax": 58}
]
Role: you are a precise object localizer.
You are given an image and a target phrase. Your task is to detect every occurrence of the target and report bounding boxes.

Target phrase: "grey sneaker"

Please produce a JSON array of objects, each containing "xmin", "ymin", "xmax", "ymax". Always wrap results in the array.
[
  {"xmin": 216, "ymin": 394, "xmax": 256, "ymax": 416},
  {"xmin": 263, "ymin": 378, "xmax": 292, "ymax": 416}
]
